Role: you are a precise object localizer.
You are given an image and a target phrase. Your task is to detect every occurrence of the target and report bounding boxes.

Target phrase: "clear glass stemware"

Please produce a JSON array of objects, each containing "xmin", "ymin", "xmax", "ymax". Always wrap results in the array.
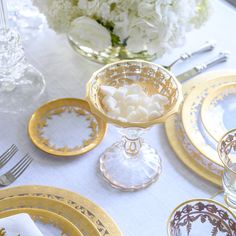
[{"xmin": 0, "ymin": 0, "xmax": 45, "ymax": 113}]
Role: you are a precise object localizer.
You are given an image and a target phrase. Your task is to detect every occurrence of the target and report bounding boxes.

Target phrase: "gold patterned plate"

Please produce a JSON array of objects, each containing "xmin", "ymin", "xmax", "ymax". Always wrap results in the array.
[
  {"xmin": 0, "ymin": 196, "xmax": 100, "ymax": 236},
  {"xmin": 0, "ymin": 208, "xmax": 83, "ymax": 236},
  {"xmin": 165, "ymin": 71, "xmax": 236, "ymax": 186},
  {"xmin": 0, "ymin": 185, "xmax": 122, "ymax": 236},
  {"xmin": 28, "ymin": 98, "xmax": 107, "ymax": 156},
  {"xmin": 181, "ymin": 74, "xmax": 236, "ymax": 167},
  {"xmin": 167, "ymin": 198, "xmax": 236, "ymax": 236},
  {"xmin": 201, "ymin": 82, "xmax": 236, "ymax": 142}
]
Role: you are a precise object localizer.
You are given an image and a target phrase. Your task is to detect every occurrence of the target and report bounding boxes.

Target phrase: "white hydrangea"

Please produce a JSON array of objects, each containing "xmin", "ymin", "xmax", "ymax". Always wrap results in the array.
[{"xmin": 33, "ymin": 0, "xmax": 211, "ymax": 55}]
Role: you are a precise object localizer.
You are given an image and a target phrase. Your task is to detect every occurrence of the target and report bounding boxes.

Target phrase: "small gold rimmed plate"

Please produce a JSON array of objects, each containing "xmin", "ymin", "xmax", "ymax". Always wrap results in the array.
[
  {"xmin": 0, "ymin": 208, "xmax": 83, "ymax": 236},
  {"xmin": 28, "ymin": 98, "xmax": 107, "ymax": 156},
  {"xmin": 167, "ymin": 198, "xmax": 236, "ymax": 236},
  {"xmin": 201, "ymin": 82, "xmax": 236, "ymax": 142}
]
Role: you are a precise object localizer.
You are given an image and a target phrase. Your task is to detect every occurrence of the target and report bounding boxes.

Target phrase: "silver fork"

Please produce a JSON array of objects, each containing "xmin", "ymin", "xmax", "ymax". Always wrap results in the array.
[
  {"xmin": 0, "ymin": 144, "xmax": 18, "ymax": 168},
  {"xmin": 0, "ymin": 154, "xmax": 33, "ymax": 186}
]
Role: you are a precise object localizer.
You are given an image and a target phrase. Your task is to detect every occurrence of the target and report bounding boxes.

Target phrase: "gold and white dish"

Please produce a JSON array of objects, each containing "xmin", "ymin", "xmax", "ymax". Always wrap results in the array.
[
  {"xmin": 181, "ymin": 73, "xmax": 236, "ymax": 168},
  {"xmin": 201, "ymin": 82, "xmax": 236, "ymax": 142},
  {"xmin": 0, "ymin": 210, "xmax": 82, "ymax": 236},
  {"xmin": 165, "ymin": 71, "xmax": 236, "ymax": 186},
  {"xmin": 167, "ymin": 198, "xmax": 236, "ymax": 236},
  {"xmin": 0, "ymin": 185, "xmax": 122, "ymax": 236},
  {"xmin": 0, "ymin": 196, "xmax": 99, "ymax": 236},
  {"xmin": 28, "ymin": 98, "xmax": 107, "ymax": 156},
  {"xmin": 87, "ymin": 60, "xmax": 182, "ymax": 191}
]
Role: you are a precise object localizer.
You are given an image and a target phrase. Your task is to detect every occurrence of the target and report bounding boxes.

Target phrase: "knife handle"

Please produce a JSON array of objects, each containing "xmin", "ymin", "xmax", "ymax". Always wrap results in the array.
[
  {"xmin": 195, "ymin": 51, "xmax": 230, "ymax": 72},
  {"xmin": 180, "ymin": 41, "xmax": 216, "ymax": 60}
]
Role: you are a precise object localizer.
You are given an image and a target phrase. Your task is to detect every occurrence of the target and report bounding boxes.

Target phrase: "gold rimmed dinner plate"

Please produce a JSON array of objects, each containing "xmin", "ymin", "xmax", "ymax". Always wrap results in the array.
[
  {"xmin": 181, "ymin": 73, "xmax": 236, "ymax": 167},
  {"xmin": 0, "ymin": 185, "xmax": 122, "ymax": 236},
  {"xmin": 0, "ymin": 196, "xmax": 100, "ymax": 236},
  {"xmin": 201, "ymin": 82, "xmax": 236, "ymax": 142},
  {"xmin": 0, "ymin": 208, "xmax": 83, "ymax": 236},
  {"xmin": 28, "ymin": 98, "xmax": 107, "ymax": 156},
  {"xmin": 165, "ymin": 71, "xmax": 236, "ymax": 186}
]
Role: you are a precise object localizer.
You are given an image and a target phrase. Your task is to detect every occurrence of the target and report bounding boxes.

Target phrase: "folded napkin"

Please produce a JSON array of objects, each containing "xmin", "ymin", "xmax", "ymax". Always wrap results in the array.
[{"xmin": 0, "ymin": 213, "xmax": 43, "ymax": 236}]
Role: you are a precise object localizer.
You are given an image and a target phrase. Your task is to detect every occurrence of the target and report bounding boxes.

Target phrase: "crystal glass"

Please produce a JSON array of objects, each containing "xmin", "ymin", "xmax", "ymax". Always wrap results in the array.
[
  {"xmin": 0, "ymin": 0, "xmax": 45, "ymax": 113},
  {"xmin": 218, "ymin": 128, "xmax": 236, "ymax": 209},
  {"xmin": 86, "ymin": 60, "xmax": 182, "ymax": 191}
]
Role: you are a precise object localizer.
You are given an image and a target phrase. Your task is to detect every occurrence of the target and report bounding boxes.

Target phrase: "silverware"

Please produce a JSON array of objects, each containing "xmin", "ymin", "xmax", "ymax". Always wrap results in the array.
[
  {"xmin": 177, "ymin": 51, "xmax": 230, "ymax": 82},
  {"xmin": 0, "ymin": 154, "xmax": 33, "ymax": 186},
  {"xmin": 163, "ymin": 41, "xmax": 216, "ymax": 70},
  {"xmin": 0, "ymin": 144, "xmax": 18, "ymax": 169}
]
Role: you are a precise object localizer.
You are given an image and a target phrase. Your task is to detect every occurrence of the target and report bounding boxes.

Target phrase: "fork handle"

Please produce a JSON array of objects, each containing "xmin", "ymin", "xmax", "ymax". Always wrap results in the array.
[
  {"xmin": 180, "ymin": 41, "xmax": 216, "ymax": 60},
  {"xmin": 195, "ymin": 51, "xmax": 230, "ymax": 72}
]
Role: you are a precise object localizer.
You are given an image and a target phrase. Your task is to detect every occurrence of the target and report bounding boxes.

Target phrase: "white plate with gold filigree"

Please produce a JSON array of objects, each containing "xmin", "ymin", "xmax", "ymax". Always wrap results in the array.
[
  {"xmin": 201, "ymin": 82, "xmax": 236, "ymax": 142},
  {"xmin": 28, "ymin": 98, "xmax": 107, "ymax": 156}
]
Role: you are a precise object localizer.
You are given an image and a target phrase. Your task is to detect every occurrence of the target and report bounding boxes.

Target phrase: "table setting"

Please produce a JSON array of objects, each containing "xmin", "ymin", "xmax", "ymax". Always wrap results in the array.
[{"xmin": 0, "ymin": 0, "xmax": 236, "ymax": 235}]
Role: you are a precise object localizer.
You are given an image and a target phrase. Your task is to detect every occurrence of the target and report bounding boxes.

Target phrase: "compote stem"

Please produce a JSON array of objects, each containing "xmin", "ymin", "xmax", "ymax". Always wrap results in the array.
[{"xmin": 120, "ymin": 128, "xmax": 144, "ymax": 157}]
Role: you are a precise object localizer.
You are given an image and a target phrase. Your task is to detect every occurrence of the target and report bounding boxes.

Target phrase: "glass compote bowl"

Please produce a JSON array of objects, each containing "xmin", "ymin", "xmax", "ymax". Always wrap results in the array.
[{"xmin": 86, "ymin": 60, "xmax": 182, "ymax": 191}]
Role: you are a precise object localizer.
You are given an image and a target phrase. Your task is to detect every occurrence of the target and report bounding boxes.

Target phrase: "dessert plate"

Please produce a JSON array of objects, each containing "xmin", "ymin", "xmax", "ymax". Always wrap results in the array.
[
  {"xmin": 167, "ymin": 199, "xmax": 236, "ymax": 236},
  {"xmin": 0, "ymin": 208, "xmax": 82, "ymax": 236},
  {"xmin": 181, "ymin": 74, "xmax": 236, "ymax": 167},
  {"xmin": 0, "ymin": 196, "xmax": 100, "ymax": 236},
  {"xmin": 28, "ymin": 98, "xmax": 107, "ymax": 156},
  {"xmin": 201, "ymin": 82, "xmax": 236, "ymax": 142}
]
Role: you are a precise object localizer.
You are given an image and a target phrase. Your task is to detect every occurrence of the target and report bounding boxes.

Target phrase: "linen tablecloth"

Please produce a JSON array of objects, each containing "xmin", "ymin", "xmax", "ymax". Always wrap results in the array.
[{"xmin": 0, "ymin": 0, "xmax": 235, "ymax": 235}]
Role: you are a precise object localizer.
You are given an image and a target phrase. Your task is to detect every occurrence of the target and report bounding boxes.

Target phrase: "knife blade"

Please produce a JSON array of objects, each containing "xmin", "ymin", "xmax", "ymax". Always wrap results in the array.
[{"xmin": 177, "ymin": 51, "xmax": 230, "ymax": 82}]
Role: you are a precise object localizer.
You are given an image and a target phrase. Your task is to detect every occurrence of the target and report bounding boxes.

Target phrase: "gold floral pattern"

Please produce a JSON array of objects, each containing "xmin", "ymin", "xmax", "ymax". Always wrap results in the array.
[{"xmin": 169, "ymin": 200, "xmax": 236, "ymax": 236}]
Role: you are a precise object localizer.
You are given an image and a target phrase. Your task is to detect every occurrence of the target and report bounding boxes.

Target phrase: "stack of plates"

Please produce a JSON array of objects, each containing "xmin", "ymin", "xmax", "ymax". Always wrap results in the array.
[
  {"xmin": 165, "ymin": 70, "xmax": 236, "ymax": 186},
  {"xmin": 0, "ymin": 185, "xmax": 122, "ymax": 236}
]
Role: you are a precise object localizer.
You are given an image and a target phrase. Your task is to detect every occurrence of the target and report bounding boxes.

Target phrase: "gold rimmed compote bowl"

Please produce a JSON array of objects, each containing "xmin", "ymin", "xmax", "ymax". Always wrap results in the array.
[{"xmin": 86, "ymin": 60, "xmax": 182, "ymax": 191}]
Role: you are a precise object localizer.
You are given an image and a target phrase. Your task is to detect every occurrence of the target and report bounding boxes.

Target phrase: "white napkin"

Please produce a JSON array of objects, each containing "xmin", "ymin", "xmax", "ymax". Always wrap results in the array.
[{"xmin": 0, "ymin": 213, "xmax": 43, "ymax": 236}]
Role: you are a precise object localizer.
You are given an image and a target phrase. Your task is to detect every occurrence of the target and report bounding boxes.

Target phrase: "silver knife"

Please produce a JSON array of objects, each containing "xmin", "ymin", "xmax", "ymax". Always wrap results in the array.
[{"xmin": 177, "ymin": 51, "xmax": 230, "ymax": 82}]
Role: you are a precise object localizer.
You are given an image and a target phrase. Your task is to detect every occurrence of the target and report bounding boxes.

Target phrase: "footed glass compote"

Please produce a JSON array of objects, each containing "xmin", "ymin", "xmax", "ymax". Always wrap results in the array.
[
  {"xmin": 87, "ymin": 60, "xmax": 182, "ymax": 191},
  {"xmin": 0, "ymin": 0, "xmax": 45, "ymax": 113}
]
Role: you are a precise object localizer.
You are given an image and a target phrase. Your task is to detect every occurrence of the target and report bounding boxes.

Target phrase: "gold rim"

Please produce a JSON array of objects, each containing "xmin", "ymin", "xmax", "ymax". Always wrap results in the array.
[
  {"xmin": 0, "ymin": 185, "xmax": 122, "ymax": 236},
  {"xmin": 0, "ymin": 208, "xmax": 83, "ymax": 236},
  {"xmin": 201, "ymin": 82, "xmax": 236, "ymax": 142},
  {"xmin": 167, "ymin": 198, "xmax": 236, "ymax": 236},
  {"xmin": 0, "ymin": 196, "xmax": 99, "ymax": 236},
  {"xmin": 165, "ymin": 70, "xmax": 236, "ymax": 186},
  {"xmin": 28, "ymin": 98, "xmax": 107, "ymax": 156},
  {"xmin": 86, "ymin": 59, "xmax": 183, "ymax": 128},
  {"xmin": 181, "ymin": 73, "xmax": 236, "ymax": 167}
]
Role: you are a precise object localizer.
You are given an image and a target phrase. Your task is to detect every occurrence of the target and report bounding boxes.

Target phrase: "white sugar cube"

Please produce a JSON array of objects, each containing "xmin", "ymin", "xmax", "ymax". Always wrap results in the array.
[
  {"xmin": 149, "ymin": 111, "xmax": 162, "ymax": 120},
  {"xmin": 127, "ymin": 111, "xmax": 138, "ymax": 122},
  {"xmin": 126, "ymin": 94, "xmax": 140, "ymax": 105},
  {"xmin": 126, "ymin": 84, "xmax": 143, "ymax": 94},
  {"xmin": 148, "ymin": 102, "xmax": 162, "ymax": 113},
  {"xmin": 152, "ymin": 94, "xmax": 169, "ymax": 105},
  {"xmin": 102, "ymin": 96, "xmax": 117, "ymax": 110},
  {"xmin": 100, "ymin": 85, "xmax": 116, "ymax": 96},
  {"xmin": 113, "ymin": 87, "xmax": 127, "ymax": 100}
]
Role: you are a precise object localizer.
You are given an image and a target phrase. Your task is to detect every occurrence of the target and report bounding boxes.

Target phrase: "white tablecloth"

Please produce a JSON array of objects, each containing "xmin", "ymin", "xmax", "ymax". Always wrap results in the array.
[{"xmin": 0, "ymin": 1, "xmax": 236, "ymax": 235}]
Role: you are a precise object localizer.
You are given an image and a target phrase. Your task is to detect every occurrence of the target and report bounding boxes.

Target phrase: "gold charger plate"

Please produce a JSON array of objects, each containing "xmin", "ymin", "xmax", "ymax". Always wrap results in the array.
[
  {"xmin": 0, "ymin": 185, "xmax": 122, "ymax": 236},
  {"xmin": 28, "ymin": 98, "xmax": 107, "ymax": 156},
  {"xmin": 165, "ymin": 70, "xmax": 236, "ymax": 186},
  {"xmin": 0, "ymin": 208, "xmax": 83, "ymax": 236},
  {"xmin": 201, "ymin": 82, "xmax": 236, "ymax": 142},
  {"xmin": 0, "ymin": 196, "xmax": 100, "ymax": 236}
]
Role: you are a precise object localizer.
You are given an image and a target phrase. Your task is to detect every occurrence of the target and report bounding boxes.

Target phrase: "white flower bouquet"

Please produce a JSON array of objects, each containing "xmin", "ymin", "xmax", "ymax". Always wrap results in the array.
[{"xmin": 33, "ymin": 0, "xmax": 211, "ymax": 62}]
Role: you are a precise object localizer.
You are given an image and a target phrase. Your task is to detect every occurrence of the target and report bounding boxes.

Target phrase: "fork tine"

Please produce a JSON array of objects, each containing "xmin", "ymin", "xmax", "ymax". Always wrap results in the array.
[
  {"xmin": 8, "ymin": 154, "xmax": 30, "ymax": 174},
  {"xmin": 0, "ymin": 144, "xmax": 18, "ymax": 162},
  {"xmin": 13, "ymin": 158, "xmax": 33, "ymax": 179},
  {"xmin": 0, "ymin": 146, "xmax": 18, "ymax": 166},
  {"xmin": 11, "ymin": 155, "xmax": 32, "ymax": 176}
]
